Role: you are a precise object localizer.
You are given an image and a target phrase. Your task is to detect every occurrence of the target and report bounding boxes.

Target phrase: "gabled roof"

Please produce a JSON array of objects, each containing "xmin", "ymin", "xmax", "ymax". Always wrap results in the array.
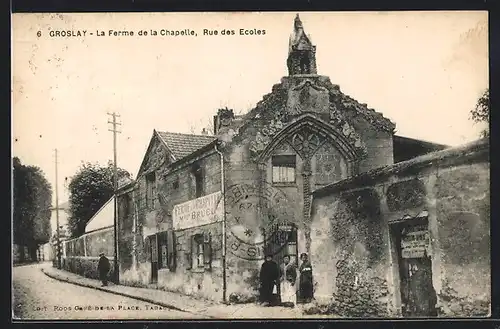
[
  {"xmin": 156, "ymin": 131, "xmax": 216, "ymax": 162},
  {"xmin": 84, "ymin": 196, "xmax": 114, "ymax": 233},
  {"xmin": 393, "ymin": 135, "xmax": 449, "ymax": 163}
]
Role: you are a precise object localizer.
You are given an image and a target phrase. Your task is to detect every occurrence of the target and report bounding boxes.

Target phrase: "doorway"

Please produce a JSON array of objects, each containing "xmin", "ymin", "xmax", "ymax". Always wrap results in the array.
[
  {"xmin": 392, "ymin": 219, "xmax": 437, "ymax": 317},
  {"xmin": 149, "ymin": 234, "xmax": 158, "ymax": 284},
  {"xmin": 264, "ymin": 223, "xmax": 298, "ymax": 304}
]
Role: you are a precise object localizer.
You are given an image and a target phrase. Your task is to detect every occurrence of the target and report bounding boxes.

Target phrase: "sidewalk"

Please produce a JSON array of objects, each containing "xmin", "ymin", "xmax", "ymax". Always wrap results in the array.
[{"xmin": 40, "ymin": 264, "xmax": 328, "ymax": 319}]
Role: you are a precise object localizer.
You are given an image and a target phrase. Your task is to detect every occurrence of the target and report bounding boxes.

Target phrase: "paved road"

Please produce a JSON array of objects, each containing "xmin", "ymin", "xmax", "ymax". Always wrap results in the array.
[{"xmin": 12, "ymin": 263, "xmax": 195, "ymax": 320}]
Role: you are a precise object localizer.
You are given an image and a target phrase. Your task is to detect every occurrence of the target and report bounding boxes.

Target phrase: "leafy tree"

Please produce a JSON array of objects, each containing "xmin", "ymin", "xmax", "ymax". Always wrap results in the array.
[
  {"xmin": 13, "ymin": 157, "xmax": 52, "ymax": 262},
  {"xmin": 470, "ymin": 89, "xmax": 489, "ymax": 138},
  {"xmin": 68, "ymin": 161, "xmax": 131, "ymax": 237}
]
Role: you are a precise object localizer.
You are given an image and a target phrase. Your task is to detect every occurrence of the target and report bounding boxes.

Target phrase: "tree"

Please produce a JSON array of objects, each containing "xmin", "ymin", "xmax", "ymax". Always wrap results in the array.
[
  {"xmin": 470, "ymin": 89, "xmax": 489, "ymax": 138},
  {"xmin": 67, "ymin": 161, "xmax": 131, "ymax": 237},
  {"xmin": 13, "ymin": 157, "xmax": 52, "ymax": 262}
]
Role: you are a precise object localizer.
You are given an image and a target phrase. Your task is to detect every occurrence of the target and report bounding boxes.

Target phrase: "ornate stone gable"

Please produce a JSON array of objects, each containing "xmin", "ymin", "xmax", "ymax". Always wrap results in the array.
[
  {"xmin": 248, "ymin": 119, "xmax": 285, "ymax": 157},
  {"xmin": 228, "ymin": 77, "xmax": 394, "ymax": 163},
  {"xmin": 287, "ymin": 79, "xmax": 330, "ymax": 115},
  {"xmin": 329, "ymin": 104, "xmax": 365, "ymax": 152},
  {"xmin": 138, "ymin": 133, "xmax": 170, "ymax": 176}
]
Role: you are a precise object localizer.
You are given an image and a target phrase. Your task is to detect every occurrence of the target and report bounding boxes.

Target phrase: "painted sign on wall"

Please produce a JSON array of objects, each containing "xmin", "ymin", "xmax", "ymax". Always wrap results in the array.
[
  {"xmin": 173, "ymin": 191, "xmax": 223, "ymax": 230},
  {"xmin": 401, "ymin": 224, "xmax": 430, "ymax": 259}
]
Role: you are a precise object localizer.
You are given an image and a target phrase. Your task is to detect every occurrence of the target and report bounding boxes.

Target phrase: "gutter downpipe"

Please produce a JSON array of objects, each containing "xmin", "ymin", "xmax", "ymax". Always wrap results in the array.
[{"xmin": 214, "ymin": 141, "xmax": 227, "ymax": 304}]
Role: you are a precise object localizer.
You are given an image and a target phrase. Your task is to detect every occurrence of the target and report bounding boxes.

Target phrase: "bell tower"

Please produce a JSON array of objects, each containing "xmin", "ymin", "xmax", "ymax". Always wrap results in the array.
[{"xmin": 287, "ymin": 14, "xmax": 318, "ymax": 75}]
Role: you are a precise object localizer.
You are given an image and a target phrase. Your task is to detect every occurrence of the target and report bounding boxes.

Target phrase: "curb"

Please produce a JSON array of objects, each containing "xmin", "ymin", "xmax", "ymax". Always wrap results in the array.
[{"xmin": 41, "ymin": 268, "xmax": 213, "ymax": 318}]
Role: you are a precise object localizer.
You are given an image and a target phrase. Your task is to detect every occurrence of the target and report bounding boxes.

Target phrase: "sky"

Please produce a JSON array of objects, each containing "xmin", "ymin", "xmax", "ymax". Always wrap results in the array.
[{"xmin": 12, "ymin": 11, "xmax": 489, "ymax": 206}]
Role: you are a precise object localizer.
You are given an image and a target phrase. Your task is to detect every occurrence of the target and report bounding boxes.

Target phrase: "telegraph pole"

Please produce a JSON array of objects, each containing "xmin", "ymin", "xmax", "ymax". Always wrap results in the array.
[
  {"xmin": 108, "ymin": 112, "xmax": 121, "ymax": 284},
  {"xmin": 54, "ymin": 149, "xmax": 61, "ymax": 269}
]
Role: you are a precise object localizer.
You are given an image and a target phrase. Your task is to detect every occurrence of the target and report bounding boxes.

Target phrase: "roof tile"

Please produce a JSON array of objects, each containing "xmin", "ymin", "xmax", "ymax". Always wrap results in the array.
[{"xmin": 156, "ymin": 131, "xmax": 216, "ymax": 161}]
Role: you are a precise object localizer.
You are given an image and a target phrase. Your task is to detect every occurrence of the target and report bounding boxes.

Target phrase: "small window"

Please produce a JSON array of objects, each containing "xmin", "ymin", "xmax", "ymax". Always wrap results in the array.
[
  {"xmin": 196, "ymin": 240, "xmax": 204, "ymax": 267},
  {"xmin": 172, "ymin": 178, "xmax": 179, "ymax": 189},
  {"xmin": 272, "ymin": 155, "xmax": 296, "ymax": 183},
  {"xmin": 191, "ymin": 233, "xmax": 212, "ymax": 271},
  {"xmin": 146, "ymin": 172, "xmax": 156, "ymax": 209},
  {"xmin": 192, "ymin": 164, "xmax": 204, "ymax": 198},
  {"xmin": 191, "ymin": 234, "xmax": 205, "ymax": 268},
  {"xmin": 157, "ymin": 231, "xmax": 177, "ymax": 271}
]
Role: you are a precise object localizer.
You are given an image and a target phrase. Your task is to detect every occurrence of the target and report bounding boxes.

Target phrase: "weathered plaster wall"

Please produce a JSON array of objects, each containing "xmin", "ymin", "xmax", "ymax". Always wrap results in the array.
[
  {"xmin": 156, "ymin": 222, "xmax": 224, "ymax": 300},
  {"xmin": 310, "ymin": 188, "xmax": 392, "ymax": 317},
  {"xmin": 434, "ymin": 162, "xmax": 490, "ymax": 316},
  {"xmin": 310, "ymin": 139, "xmax": 490, "ymax": 317}
]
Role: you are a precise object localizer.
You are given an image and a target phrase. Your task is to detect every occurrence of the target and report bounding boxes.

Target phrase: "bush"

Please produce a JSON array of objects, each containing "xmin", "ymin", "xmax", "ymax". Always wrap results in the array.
[
  {"xmin": 62, "ymin": 257, "xmax": 115, "ymax": 280},
  {"xmin": 229, "ymin": 292, "xmax": 258, "ymax": 304}
]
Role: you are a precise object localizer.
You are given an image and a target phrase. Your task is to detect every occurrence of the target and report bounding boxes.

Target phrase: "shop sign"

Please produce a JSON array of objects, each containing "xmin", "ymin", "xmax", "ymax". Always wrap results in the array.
[
  {"xmin": 173, "ymin": 191, "xmax": 223, "ymax": 230},
  {"xmin": 401, "ymin": 225, "xmax": 430, "ymax": 259}
]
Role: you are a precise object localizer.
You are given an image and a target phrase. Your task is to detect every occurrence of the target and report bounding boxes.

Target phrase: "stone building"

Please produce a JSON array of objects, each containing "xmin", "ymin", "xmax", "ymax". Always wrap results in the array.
[
  {"xmin": 310, "ymin": 138, "xmax": 490, "ymax": 317},
  {"xmin": 112, "ymin": 14, "xmax": 487, "ymax": 316}
]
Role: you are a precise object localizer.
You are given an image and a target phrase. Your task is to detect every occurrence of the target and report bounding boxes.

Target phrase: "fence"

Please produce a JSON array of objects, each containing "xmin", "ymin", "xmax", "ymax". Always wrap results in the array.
[{"xmin": 61, "ymin": 226, "xmax": 115, "ymax": 280}]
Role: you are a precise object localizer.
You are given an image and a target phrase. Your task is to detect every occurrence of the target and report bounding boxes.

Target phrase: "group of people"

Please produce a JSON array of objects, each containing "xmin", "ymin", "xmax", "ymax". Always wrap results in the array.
[
  {"xmin": 259, "ymin": 252, "xmax": 314, "ymax": 307},
  {"xmin": 97, "ymin": 250, "xmax": 314, "ymax": 308}
]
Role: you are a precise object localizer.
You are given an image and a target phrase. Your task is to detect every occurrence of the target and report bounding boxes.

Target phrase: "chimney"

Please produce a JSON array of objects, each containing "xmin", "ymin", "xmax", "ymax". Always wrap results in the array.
[
  {"xmin": 201, "ymin": 128, "xmax": 208, "ymax": 135},
  {"xmin": 213, "ymin": 115, "xmax": 218, "ymax": 135}
]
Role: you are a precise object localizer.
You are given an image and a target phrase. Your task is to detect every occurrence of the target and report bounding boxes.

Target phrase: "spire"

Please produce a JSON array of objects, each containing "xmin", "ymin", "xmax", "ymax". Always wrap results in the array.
[
  {"xmin": 294, "ymin": 13, "xmax": 303, "ymax": 30},
  {"xmin": 287, "ymin": 14, "xmax": 317, "ymax": 75}
]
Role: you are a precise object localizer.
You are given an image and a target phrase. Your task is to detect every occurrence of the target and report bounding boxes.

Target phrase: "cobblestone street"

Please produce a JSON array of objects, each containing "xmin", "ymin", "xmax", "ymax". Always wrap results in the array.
[{"xmin": 12, "ymin": 263, "xmax": 201, "ymax": 320}]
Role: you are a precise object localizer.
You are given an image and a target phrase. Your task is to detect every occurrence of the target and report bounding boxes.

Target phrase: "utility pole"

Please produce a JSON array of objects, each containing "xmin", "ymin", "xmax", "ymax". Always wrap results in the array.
[
  {"xmin": 54, "ymin": 149, "xmax": 61, "ymax": 269},
  {"xmin": 108, "ymin": 112, "xmax": 121, "ymax": 284}
]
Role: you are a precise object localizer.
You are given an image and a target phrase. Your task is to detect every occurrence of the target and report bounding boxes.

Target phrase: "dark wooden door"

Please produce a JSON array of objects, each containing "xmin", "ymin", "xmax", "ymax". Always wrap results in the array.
[
  {"xmin": 398, "ymin": 223, "xmax": 437, "ymax": 317},
  {"xmin": 150, "ymin": 235, "xmax": 158, "ymax": 284},
  {"xmin": 401, "ymin": 256, "xmax": 436, "ymax": 316}
]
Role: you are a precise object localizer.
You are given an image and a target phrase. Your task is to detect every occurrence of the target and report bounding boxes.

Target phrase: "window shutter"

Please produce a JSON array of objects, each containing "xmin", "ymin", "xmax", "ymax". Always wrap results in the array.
[
  {"xmin": 145, "ymin": 236, "xmax": 151, "ymax": 262},
  {"xmin": 167, "ymin": 230, "xmax": 177, "ymax": 272},
  {"xmin": 186, "ymin": 235, "xmax": 193, "ymax": 270},
  {"xmin": 151, "ymin": 234, "xmax": 158, "ymax": 263},
  {"xmin": 203, "ymin": 232, "xmax": 212, "ymax": 270}
]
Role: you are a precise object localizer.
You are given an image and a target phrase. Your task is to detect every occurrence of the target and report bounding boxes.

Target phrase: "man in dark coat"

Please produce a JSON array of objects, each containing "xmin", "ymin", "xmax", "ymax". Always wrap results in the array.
[
  {"xmin": 97, "ymin": 252, "xmax": 111, "ymax": 286},
  {"xmin": 259, "ymin": 253, "xmax": 280, "ymax": 306},
  {"xmin": 299, "ymin": 253, "xmax": 314, "ymax": 303}
]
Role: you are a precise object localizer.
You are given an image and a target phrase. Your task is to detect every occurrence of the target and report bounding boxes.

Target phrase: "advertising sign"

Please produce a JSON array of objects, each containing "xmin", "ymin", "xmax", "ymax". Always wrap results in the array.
[
  {"xmin": 172, "ymin": 191, "xmax": 223, "ymax": 230},
  {"xmin": 401, "ymin": 225, "xmax": 430, "ymax": 259}
]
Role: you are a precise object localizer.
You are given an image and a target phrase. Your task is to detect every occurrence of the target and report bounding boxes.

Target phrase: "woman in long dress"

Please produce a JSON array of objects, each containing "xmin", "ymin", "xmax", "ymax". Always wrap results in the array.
[
  {"xmin": 299, "ymin": 253, "xmax": 314, "ymax": 303},
  {"xmin": 280, "ymin": 255, "xmax": 297, "ymax": 306}
]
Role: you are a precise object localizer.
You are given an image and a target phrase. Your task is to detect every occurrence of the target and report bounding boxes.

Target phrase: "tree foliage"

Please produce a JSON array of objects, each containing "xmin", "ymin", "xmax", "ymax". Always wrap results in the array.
[
  {"xmin": 13, "ymin": 157, "xmax": 53, "ymax": 261},
  {"xmin": 471, "ymin": 89, "xmax": 489, "ymax": 138},
  {"xmin": 68, "ymin": 161, "xmax": 131, "ymax": 237}
]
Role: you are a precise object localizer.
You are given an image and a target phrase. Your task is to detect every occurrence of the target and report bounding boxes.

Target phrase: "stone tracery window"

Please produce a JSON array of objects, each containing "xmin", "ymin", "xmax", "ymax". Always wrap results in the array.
[
  {"xmin": 314, "ymin": 142, "xmax": 347, "ymax": 185},
  {"xmin": 291, "ymin": 130, "xmax": 323, "ymax": 159}
]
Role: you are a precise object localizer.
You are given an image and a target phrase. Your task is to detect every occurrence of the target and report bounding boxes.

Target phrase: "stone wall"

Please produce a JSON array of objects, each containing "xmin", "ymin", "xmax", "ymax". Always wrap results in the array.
[
  {"xmin": 434, "ymin": 162, "xmax": 490, "ymax": 316},
  {"xmin": 61, "ymin": 227, "xmax": 116, "ymax": 280},
  {"xmin": 310, "ymin": 139, "xmax": 489, "ymax": 317},
  {"xmin": 118, "ymin": 150, "xmax": 225, "ymax": 301},
  {"xmin": 310, "ymin": 188, "xmax": 392, "ymax": 316}
]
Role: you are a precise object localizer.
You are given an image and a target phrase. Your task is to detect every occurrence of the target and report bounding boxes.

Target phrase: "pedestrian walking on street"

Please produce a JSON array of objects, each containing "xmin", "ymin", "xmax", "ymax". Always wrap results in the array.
[
  {"xmin": 298, "ymin": 253, "xmax": 314, "ymax": 303},
  {"xmin": 97, "ymin": 252, "xmax": 111, "ymax": 287},
  {"xmin": 259, "ymin": 253, "xmax": 280, "ymax": 306},
  {"xmin": 280, "ymin": 255, "xmax": 297, "ymax": 307}
]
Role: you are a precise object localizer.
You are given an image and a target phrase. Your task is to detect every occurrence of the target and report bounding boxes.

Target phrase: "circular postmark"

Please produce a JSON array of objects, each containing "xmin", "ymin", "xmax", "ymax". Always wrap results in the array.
[{"xmin": 225, "ymin": 182, "xmax": 296, "ymax": 261}]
